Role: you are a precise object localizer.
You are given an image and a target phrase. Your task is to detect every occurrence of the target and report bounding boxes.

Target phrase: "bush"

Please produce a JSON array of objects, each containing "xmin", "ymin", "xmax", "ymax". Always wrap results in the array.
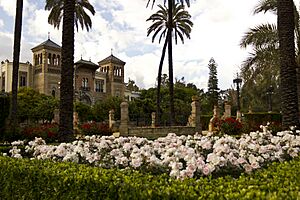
[
  {"xmin": 243, "ymin": 112, "xmax": 282, "ymax": 132},
  {"xmin": 74, "ymin": 101, "xmax": 94, "ymax": 123},
  {"xmin": 220, "ymin": 117, "xmax": 243, "ymax": 135},
  {"xmin": 79, "ymin": 121, "xmax": 112, "ymax": 136},
  {"xmin": 20, "ymin": 123, "xmax": 59, "ymax": 142},
  {"xmin": 1, "ymin": 156, "xmax": 300, "ymax": 199}
]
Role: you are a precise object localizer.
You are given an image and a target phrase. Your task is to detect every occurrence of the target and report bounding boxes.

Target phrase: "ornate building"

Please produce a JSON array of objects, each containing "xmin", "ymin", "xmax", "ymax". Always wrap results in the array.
[{"xmin": 0, "ymin": 38, "xmax": 128, "ymax": 105}]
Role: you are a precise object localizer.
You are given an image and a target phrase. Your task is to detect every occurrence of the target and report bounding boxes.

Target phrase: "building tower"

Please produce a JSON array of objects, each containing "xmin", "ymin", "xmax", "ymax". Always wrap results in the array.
[
  {"xmin": 98, "ymin": 53, "xmax": 126, "ymax": 98},
  {"xmin": 31, "ymin": 38, "xmax": 61, "ymax": 97}
]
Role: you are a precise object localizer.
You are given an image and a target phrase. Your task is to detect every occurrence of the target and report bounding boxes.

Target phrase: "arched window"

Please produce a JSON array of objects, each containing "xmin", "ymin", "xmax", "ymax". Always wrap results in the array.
[
  {"xmin": 52, "ymin": 90, "xmax": 55, "ymax": 97},
  {"xmin": 48, "ymin": 53, "xmax": 52, "ymax": 65}
]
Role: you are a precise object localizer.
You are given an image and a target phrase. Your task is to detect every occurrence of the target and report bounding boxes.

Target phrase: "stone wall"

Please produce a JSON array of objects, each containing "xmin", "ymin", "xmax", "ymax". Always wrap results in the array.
[{"xmin": 128, "ymin": 126, "xmax": 197, "ymax": 139}]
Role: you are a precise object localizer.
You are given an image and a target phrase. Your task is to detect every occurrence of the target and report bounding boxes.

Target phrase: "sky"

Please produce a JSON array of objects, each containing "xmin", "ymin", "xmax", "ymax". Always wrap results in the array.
[{"xmin": 0, "ymin": 0, "xmax": 277, "ymax": 90}]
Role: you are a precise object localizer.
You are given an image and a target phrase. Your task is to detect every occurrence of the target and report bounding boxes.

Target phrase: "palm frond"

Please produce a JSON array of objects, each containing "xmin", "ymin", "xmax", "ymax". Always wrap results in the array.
[
  {"xmin": 240, "ymin": 23, "xmax": 278, "ymax": 48},
  {"xmin": 253, "ymin": 0, "xmax": 277, "ymax": 14}
]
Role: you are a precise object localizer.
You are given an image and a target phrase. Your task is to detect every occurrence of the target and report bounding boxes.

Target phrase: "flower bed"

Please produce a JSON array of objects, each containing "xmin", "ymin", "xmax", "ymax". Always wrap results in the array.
[{"xmin": 5, "ymin": 125, "xmax": 300, "ymax": 180}]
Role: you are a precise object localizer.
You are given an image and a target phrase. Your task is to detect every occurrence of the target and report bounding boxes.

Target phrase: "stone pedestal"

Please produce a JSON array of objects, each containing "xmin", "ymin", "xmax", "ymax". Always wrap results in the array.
[
  {"xmin": 209, "ymin": 106, "xmax": 219, "ymax": 132},
  {"xmin": 236, "ymin": 110, "xmax": 242, "ymax": 122},
  {"xmin": 109, "ymin": 109, "xmax": 115, "ymax": 129},
  {"xmin": 222, "ymin": 102, "xmax": 231, "ymax": 119},
  {"xmin": 119, "ymin": 101, "xmax": 129, "ymax": 136},
  {"xmin": 191, "ymin": 96, "xmax": 201, "ymax": 133},
  {"xmin": 73, "ymin": 112, "xmax": 79, "ymax": 127},
  {"xmin": 53, "ymin": 109, "xmax": 59, "ymax": 124},
  {"xmin": 151, "ymin": 112, "xmax": 156, "ymax": 128}
]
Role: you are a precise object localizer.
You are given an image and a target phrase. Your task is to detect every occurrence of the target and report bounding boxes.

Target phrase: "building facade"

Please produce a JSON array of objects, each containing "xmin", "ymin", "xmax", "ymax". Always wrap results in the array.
[{"xmin": 0, "ymin": 38, "xmax": 130, "ymax": 105}]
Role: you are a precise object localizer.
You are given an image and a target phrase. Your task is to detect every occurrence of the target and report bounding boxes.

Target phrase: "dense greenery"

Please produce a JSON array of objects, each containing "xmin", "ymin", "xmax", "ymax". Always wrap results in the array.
[
  {"xmin": 0, "ymin": 155, "xmax": 300, "ymax": 199},
  {"xmin": 0, "ymin": 93, "xmax": 10, "ymax": 133},
  {"xmin": 17, "ymin": 87, "xmax": 58, "ymax": 123}
]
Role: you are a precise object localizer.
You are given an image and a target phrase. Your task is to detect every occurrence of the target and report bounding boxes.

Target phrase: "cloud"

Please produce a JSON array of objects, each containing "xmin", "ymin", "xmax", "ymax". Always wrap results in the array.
[{"xmin": 0, "ymin": 0, "xmax": 278, "ymax": 91}]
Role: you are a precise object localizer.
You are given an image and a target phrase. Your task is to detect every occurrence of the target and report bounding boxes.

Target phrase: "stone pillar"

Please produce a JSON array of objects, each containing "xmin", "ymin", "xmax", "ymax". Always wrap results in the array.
[
  {"xmin": 109, "ymin": 109, "xmax": 115, "ymax": 129},
  {"xmin": 53, "ymin": 109, "xmax": 59, "ymax": 124},
  {"xmin": 209, "ymin": 106, "xmax": 219, "ymax": 132},
  {"xmin": 236, "ymin": 110, "xmax": 242, "ymax": 122},
  {"xmin": 191, "ymin": 96, "xmax": 201, "ymax": 133},
  {"xmin": 151, "ymin": 112, "xmax": 156, "ymax": 128},
  {"xmin": 222, "ymin": 102, "xmax": 231, "ymax": 119},
  {"xmin": 119, "ymin": 101, "xmax": 129, "ymax": 136},
  {"xmin": 73, "ymin": 112, "xmax": 79, "ymax": 127}
]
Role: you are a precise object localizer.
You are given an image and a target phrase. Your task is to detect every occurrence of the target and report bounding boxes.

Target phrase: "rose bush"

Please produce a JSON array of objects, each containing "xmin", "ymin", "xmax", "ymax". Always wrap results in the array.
[{"xmin": 5, "ymin": 125, "xmax": 300, "ymax": 180}]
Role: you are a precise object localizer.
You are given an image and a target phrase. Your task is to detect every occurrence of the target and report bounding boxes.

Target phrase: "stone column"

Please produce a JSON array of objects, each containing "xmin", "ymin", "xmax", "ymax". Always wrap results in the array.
[
  {"xmin": 73, "ymin": 112, "xmax": 79, "ymax": 127},
  {"xmin": 191, "ymin": 96, "xmax": 201, "ymax": 133},
  {"xmin": 151, "ymin": 112, "xmax": 156, "ymax": 128},
  {"xmin": 236, "ymin": 110, "xmax": 242, "ymax": 122},
  {"xmin": 53, "ymin": 109, "xmax": 59, "ymax": 124},
  {"xmin": 119, "ymin": 101, "xmax": 129, "ymax": 136},
  {"xmin": 209, "ymin": 105, "xmax": 219, "ymax": 132},
  {"xmin": 109, "ymin": 109, "xmax": 115, "ymax": 129},
  {"xmin": 223, "ymin": 102, "xmax": 231, "ymax": 119}
]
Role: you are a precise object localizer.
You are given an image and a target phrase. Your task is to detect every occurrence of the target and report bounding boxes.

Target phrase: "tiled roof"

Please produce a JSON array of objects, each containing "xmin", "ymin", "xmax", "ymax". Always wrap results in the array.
[
  {"xmin": 31, "ymin": 39, "xmax": 61, "ymax": 50},
  {"xmin": 74, "ymin": 58, "xmax": 99, "ymax": 70},
  {"xmin": 98, "ymin": 54, "xmax": 126, "ymax": 65}
]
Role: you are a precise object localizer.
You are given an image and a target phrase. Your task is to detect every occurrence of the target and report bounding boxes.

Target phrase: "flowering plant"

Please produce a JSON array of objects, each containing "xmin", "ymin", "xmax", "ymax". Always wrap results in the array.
[
  {"xmin": 220, "ymin": 117, "xmax": 243, "ymax": 135},
  {"xmin": 21, "ymin": 123, "xmax": 58, "ymax": 142},
  {"xmin": 7, "ymin": 125, "xmax": 300, "ymax": 180},
  {"xmin": 79, "ymin": 121, "xmax": 112, "ymax": 136}
]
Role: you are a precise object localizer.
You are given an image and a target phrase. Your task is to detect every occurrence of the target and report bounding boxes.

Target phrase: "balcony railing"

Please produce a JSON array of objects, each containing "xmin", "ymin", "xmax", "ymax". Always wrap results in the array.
[{"xmin": 80, "ymin": 86, "xmax": 90, "ymax": 91}]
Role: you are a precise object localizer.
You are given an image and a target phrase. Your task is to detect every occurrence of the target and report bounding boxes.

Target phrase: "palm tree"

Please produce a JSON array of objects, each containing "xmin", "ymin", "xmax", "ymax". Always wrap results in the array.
[
  {"xmin": 240, "ymin": 0, "xmax": 300, "ymax": 115},
  {"xmin": 147, "ymin": 3, "xmax": 193, "ymax": 125},
  {"xmin": 10, "ymin": 0, "xmax": 23, "ymax": 132},
  {"xmin": 45, "ymin": 0, "xmax": 95, "ymax": 141},
  {"xmin": 277, "ymin": 0, "xmax": 299, "ymax": 128},
  {"xmin": 147, "ymin": 0, "xmax": 190, "ymax": 8}
]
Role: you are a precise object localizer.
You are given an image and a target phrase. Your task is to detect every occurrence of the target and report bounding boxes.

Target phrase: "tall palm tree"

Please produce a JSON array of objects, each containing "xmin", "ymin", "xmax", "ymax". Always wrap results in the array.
[
  {"xmin": 277, "ymin": 0, "xmax": 299, "ymax": 128},
  {"xmin": 240, "ymin": 0, "xmax": 300, "ymax": 114},
  {"xmin": 147, "ymin": 0, "xmax": 190, "ymax": 9},
  {"xmin": 45, "ymin": 0, "xmax": 95, "ymax": 141},
  {"xmin": 147, "ymin": 3, "xmax": 193, "ymax": 125},
  {"xmin": 10, "ymin": 0, "xmax": 23, "ymax": 132}
]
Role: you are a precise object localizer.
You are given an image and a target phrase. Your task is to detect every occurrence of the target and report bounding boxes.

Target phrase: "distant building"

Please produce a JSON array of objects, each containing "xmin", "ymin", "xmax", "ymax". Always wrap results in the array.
[{"xmin": 0, "ymin": 38, "xmax": 139, "ymax": 105}]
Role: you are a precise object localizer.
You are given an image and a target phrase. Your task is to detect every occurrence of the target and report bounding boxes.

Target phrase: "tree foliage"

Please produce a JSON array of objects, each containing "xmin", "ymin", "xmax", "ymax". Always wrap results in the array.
[{"xmin": 207, "ymin": 58, "xmax": 219, "ymax": 109}]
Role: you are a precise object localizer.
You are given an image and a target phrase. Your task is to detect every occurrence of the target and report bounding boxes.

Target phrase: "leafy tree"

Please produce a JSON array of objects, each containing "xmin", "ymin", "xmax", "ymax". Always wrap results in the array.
[
  {"xmin": 74, "ymin": 101, "xmax": 94, "ymax": 123},
  {"xmin": 45, "ymin": 0, "xmax": 95, "ymax": 141},
  {"xmin": 10, "ymin": 0, "xmax": 23, "ymax": 133},
  {"xmin": 17, "ymin": 87, "xmax": 58, "ymax": 123},
  {"xmin": 147, "ymin": 3, "xmax": 193, "ymax": 125},
  {"xmin": 277, "ymin": 0, "xmax": 299, "ymax": 128},
  {"xmin": 126, "ymin": 78, "xmax": 139, "ymax": 92},
  {"xmin": 93, "ymin": 97, "xmax": 122, "ymax": 122},
  {"xmin": 207, "ymin": 58, "xmax": 219, "ymax": 110}
]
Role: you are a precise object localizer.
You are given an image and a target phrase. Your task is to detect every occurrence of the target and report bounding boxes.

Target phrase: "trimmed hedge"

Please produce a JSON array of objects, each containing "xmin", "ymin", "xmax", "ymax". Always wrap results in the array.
[
  {"xmin": 243, "ymin": 113, "xmax": 282, "ymax": 132},
  {"xmin": 1, "ymin": 156, "xmax": 300, "ymax": 199}
]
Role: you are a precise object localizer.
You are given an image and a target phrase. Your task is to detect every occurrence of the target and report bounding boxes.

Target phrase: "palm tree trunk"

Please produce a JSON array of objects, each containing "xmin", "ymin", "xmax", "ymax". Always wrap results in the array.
[
  {"xmin": 167, "ymin": 0, "xmax": 175, "ymax": 126},
  {"xmin": 10, "ymin": 0, "xmax": 23, "ymax": 132},
  {"xmin": 278, "ymin": 0, "xmax": 300, "ymax": 128},
  {"xmin": 156, "ymin": 34, "xmax": 168, "ymax": 126},
  {"xmin": 59, "ymin": 0, "xmax": 75, "ymax": 141}
]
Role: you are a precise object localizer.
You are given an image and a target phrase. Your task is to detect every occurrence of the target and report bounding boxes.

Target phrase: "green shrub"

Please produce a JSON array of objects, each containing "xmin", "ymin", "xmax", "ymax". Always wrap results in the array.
[
  {"xmin": 74, "ymin": 101, "xmax": 94, "ymax": 123},
  {"xmin": 201, "ymin": 115, "xmax": 212, "ymax": 130},
  {"xmin": 243, "ymin": 112, "xmax": 282, "ymax": 132},
  {"xmin": 0, "ymin": 156, "xmax": 300, "ymax": 199}
]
